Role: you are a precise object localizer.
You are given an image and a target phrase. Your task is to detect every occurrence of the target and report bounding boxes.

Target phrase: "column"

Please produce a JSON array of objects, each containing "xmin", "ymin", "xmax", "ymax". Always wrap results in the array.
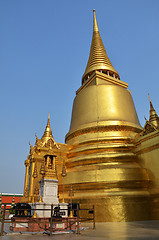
[
  {"xmin": 23, "ymin": 159, "xmax": 30, "ymax": 196},
  {"xmin": 29, "ymin": 159, "xmax": 35, "ymax": 202}
]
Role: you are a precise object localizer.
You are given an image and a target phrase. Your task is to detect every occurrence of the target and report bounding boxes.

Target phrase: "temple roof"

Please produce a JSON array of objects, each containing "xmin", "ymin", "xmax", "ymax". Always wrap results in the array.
[
  {"xmin": 82, "ymin": 10, "xmax": 119, "ymax": 83},
  {"xmin": 40, "ymin": 113, "xmax": 60, "ymax": 149},
  {"xmin": 139, "ymin": 95, "xmax": 159, "ymax": 137}
]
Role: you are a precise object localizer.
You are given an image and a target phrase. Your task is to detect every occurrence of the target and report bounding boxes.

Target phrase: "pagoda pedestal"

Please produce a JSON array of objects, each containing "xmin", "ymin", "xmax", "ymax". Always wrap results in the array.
[
  {"xmin": 34, "ymin": 178, "xmax": 68, "ymax": 218},
  {"xmin": 40, "ymin": 178, "xmax": 59, "ymax": 205}
]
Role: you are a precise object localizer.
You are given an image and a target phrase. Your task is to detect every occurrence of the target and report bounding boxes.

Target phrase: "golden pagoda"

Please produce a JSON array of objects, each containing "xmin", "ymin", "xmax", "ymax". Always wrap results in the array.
[
  {"xmin": 21, "ymin": 113, "xmax": 68, "ymax": 203},
  {"xmin": 22, "ymin": 10, "xmax": 159, "ymax": 222},
  {"xmin": 64, "ymin": 10, "xmax": 151, "ymax": 222}
]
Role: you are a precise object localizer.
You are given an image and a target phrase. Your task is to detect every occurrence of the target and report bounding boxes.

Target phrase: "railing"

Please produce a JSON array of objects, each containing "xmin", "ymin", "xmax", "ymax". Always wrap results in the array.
[{"xmin": 0, "ymin": 203, "xmax": 95, "ymax": 236}]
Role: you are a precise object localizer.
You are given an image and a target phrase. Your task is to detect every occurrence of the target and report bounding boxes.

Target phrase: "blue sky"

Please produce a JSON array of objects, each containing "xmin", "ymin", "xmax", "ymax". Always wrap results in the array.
[{"xmin": 0, "ymin": 0, "xmax": 159, "ymax": 193}]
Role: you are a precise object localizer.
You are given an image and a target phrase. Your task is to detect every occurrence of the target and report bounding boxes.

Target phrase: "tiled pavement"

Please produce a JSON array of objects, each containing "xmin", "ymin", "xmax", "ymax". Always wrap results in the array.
[{"xmin": 1, "ymin": 221, "xmax": 159, "ymax": 239}]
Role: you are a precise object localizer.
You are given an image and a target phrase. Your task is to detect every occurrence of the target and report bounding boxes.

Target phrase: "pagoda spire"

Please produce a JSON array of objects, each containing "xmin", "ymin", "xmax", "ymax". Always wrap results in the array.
[
  {"xmin": 148, "ymin": 94, "xmax": 159, "ymax": 128},
  {"xmin": 93, "ymin": 9, "xmax": 99, "ymax": 32},
  {"xmin": 82, "ymin": 10, "xmax": 119, "ymax": 83},
  {"xmin": 41, "ymin": 113, "xmax": 53, "ymax": 143}
]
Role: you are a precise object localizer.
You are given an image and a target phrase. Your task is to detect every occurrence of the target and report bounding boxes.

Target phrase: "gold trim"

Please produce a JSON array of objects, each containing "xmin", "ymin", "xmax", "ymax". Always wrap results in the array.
[
  {"xmin": 66, "ymin": 155, "xmax": 136, "ymax": 168},
  {"xmin": 136, "ymin": 131, "xmax": 159, "ymax": 146},
  {"xmin": 77, "ymin": 71, "xmax": 128, "ymax": 95},
  {"xmin": 66, "ymin": 125, "xmax": 141, "ymax": 142},
  {"xmin": 58, "ymin": 180, "xmax": 150, "ymax": 192},
  {"xmin": 136, "ymin": 143, "xmax": 159, "ymax": 155}
]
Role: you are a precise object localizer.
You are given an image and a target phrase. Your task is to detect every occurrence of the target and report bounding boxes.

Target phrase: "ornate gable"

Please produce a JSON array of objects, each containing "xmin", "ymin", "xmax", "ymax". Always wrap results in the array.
[
  {"xmin": 142, "ymin": 120, "xmax": 158, "ymax": 136},
  {"xmin": 44, "ymin": 137, "xmax": 59, "ymax": 149},
  {"xmin": 35, "ymin": 134, "xmax": 43, "ymax": 148}
]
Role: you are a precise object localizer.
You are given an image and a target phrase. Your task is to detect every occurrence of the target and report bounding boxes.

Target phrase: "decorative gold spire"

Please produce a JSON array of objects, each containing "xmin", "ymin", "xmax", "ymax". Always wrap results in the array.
[
  {"xmin": 93, "ymin": 9, "xmax": 99, "ymax": 32},
  {"xmin": 35, "ymin": 133, "xmax": 42, "ymax": 148},
  {"xmin": 32, "ymin": 211, "xmax": 38, "ymax": 218},
  {"xmin": 33, "ymin": 164, "xmax": 38, "ymax": 178},
  {"xmin": 40, "ymin": 159, "xmax": 45, "ymax": 176},
  {"xmin": 148, "ymin": 94, "xmax": 159, "ymax": 128},
  {"xmin": 82, "ymin": 10, "xmax": 119, "ymax": 83},
  {"xmin": 41, "ymin": 113, "xmax": 53, "ymax": 143},
  {"xmin": 29, "ymin": 142, "xmax": 34, "ymax": 155},
  {"xmin": 39, "ymin": 195, "xmax": 43, "ymax": 203},
  {"xmin": 61, "ymin": 160, "xmax": 67, "ymax": 178},
  {"xmin": 61, "ymin": 160, "xmax": 67, "ymax": 203}
]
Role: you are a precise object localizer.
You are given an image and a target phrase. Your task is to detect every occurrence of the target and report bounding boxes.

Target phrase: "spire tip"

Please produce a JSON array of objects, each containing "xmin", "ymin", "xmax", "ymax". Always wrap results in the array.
[
  {"xmin": 148, "ymin": 93, "xmax": 151, "ymax": 103},
  {"xmin": 93, "ymin": 9, "xmax": 99, "ymax": 33}
]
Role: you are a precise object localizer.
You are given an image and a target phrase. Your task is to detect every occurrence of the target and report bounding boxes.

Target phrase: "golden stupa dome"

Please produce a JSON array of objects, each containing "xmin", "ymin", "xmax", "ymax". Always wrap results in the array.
[
  {"xmin": 67, "ymin": 84, "xmax": 142, "ymax": 136},
  {"xmin": 64, "ymin": 11, "xmax": 150, "ymax": 223},
  {"xmin": 66, "ymin": 10, "xmax": 141, "ymax": 137}
]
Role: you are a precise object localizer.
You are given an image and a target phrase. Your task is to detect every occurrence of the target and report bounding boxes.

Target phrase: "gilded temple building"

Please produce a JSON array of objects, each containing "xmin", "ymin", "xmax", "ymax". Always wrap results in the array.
[
  {"xmin": 22, "ymin": 113, "xmax": 68, "ymax": 203},
  {"xmin": 22, "ymin": 10, "xmax": 159, "ymax": 222}
]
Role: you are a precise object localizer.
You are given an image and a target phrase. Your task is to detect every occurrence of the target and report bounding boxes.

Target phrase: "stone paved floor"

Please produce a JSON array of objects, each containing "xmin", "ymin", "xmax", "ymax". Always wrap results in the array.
[{"xmin": 1, "ymin": 221, "xmax": 159, "ymax": 239}]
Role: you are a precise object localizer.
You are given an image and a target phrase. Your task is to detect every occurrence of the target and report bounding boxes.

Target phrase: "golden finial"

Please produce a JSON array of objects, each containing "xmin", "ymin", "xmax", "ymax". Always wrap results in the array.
[
  {"xmin": 29, "ymin": 142, "xmax": 34, "ymax": 155},
  {"xmin": 69, "ymin": 184, "xmax": 74, "ymax": 218},
  {"xmin": 148, "ymin": 94, "xmax": 159, "ymax": 128},
  {"xmin": 69, "ymin": 210, "xmax": 74, "ymax": 218},
  {"xmin": 144, "ymin": 116, "xmax": 148, "ymax": 122},
  {"xmin": 61, "ymin": 160, "xmax": 67, "ymax": 178},
  {"xmin": 40, "ymin": 158, "xmax": 45, "ymax": 176},
  {"xmin": 148, "ymin": 94, "xmax": 155, "ymax": 111},
  {"xmin": 148, "ymin": 93, "xmax": 151, "ymax": 103},
  {"xmin": 148, "ymin": 93, "xmax": 154, "ymax": 110},
  {"xmin": 148, "ymin": 93, "xmax": 154, "ymax": 112},
  {"xmin": 33, "ymin": 164, "xmax": 38, "ymax": 178},
  {"xmin": 61, "ymin": 160, "xmax": 67, "ymax": 203},
  {"xmin": 41, "ymin": 113, "xmax": 53, "ymax": 143},
  {"xmin": 39, "ymin": 195, "xmax": 43, "ymax": 203},
  {"xmin": 35, "ymin": 133, "xmax": 39, "ymax": 142},
  {"xmin": 32, "ymin": 211, "xmax": 38, "ymax": 218},
  {"xmin": 93, "ymin": 9, "xmax": 99, "ymax": 32},
  {"xmin": 82, "ymin": 10, "xmax": 119, "ymax": 83}
]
